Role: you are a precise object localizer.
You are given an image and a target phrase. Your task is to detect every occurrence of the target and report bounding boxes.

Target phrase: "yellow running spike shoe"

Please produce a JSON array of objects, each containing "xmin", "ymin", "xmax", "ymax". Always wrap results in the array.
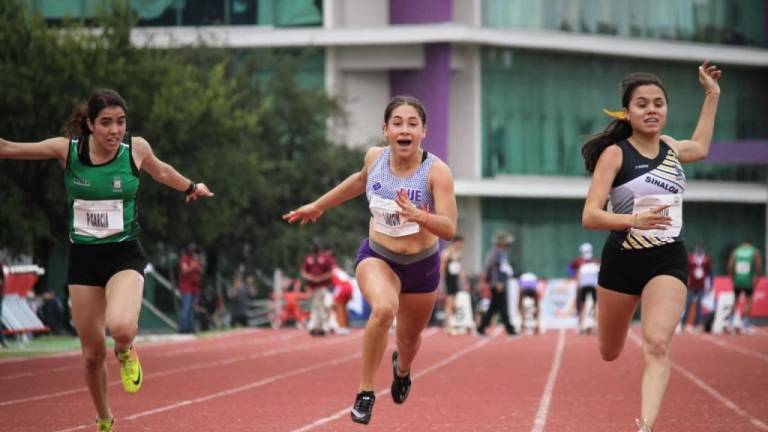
[
  {"xmin": 96, "ymin": 417, "xmax": 114, "ymax": 431},
  {"xmin": 116, "ymin": 345, "xmax": 142, "ymax": 394}
]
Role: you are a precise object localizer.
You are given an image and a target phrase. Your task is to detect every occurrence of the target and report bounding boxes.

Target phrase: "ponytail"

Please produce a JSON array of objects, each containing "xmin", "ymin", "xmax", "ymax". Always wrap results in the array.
[
  {"xmin": 581, "ymin": 120, "xmax": 632, "ymax": 173},
  {"xmin": 65, "ymin": 102, "xmax": 89, "ymax": 138}
]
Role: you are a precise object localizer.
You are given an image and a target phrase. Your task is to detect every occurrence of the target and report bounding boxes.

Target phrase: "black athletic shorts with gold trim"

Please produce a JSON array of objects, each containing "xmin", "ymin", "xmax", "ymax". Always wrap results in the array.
[{"xmin": 598, "ymin": 241, "xmax": 688, "ymax": 296}]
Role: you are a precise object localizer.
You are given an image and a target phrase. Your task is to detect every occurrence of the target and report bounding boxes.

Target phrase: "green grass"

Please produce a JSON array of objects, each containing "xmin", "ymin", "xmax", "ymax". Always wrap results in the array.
[
  {"xmin": 0, "ymin": 335, "xmax": 85, "ymax": 358},
  {"xmin": 0, "ymin": 327, "xmax": 249, "ymax": 359}
]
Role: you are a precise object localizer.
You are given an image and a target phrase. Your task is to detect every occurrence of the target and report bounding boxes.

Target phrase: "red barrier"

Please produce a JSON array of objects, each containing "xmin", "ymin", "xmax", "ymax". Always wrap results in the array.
[
  {"xmin": 712, "ymin": 276, "xmax": 768, "ymax": 317},
  {"xmin": 4, "ymin": 273, "xmax": 39, "ymax": 297}
]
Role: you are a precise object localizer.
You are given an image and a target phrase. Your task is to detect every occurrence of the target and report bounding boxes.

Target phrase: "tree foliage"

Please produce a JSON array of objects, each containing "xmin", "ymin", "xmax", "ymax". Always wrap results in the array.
[{"xmin": 0, "ymin": 1, "xmax": 368, "ymax": 280}]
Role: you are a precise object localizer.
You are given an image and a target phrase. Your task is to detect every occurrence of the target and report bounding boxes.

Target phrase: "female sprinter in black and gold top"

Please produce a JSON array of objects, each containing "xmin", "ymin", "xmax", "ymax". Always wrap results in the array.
[{"xmin": 581, "ymin": 62, "xmax": 721, "ymax": 432}]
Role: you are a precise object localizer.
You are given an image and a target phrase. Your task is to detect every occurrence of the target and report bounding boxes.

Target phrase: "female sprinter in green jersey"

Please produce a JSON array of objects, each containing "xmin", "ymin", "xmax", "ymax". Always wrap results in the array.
[{"xmin": 0, "ymin": 89, "xmax": 213, "ymax": 431}]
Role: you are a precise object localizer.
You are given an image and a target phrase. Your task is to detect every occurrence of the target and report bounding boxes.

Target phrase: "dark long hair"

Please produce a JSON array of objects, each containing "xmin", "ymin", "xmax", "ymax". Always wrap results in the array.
[
  {"xmin": 384, "ymin": 95, "xmax": 427, "ymax": 125},
  {"xmin": 581, "ymin": 73, "xmax": 668, "ymax": 173},
  {"xmin": 65, "ymin": 89, "xmax": 128, "ymax": 138}
]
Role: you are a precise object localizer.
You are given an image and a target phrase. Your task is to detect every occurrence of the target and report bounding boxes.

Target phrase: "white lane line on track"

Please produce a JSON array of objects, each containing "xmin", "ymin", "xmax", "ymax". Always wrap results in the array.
[
  {"xmin": 0, "ymin": 351, "xmax": 81, "ymax": 365},
  {"xmin": 530, "ymin": 329, "xmax": 566, "ymax": 432},
  {"xmin": 52, "ymin": 328, "xmax": 440, "ymax": 432},
  {"xmin": 0, "ymin": 330, "xmax": 300, "ymax": 380},
  {"xmin": 692, "ymin": 333, "xmax": 768, "ymax": 363},
  {"xmin": 289, "ymin": 327, "xmax": 503, "ymax": 432},
  {"xmin": 628, "ymin": 332, "xmax": 768, "ymax": 430},
  {"xmin": 51, "ymin": 351, "xmax": 364, "ymax": 432},
  {"xmin": 151, "ymin": 331, "xmax": 304, "ymax": 358},
  {"xmin": 0, "ymin": 332, "xmax": 360, "ymax": 407}
]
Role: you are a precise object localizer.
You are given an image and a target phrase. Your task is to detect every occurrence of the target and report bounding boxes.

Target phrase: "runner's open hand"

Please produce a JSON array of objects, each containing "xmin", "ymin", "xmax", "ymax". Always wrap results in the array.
[{"xmin": 283, "ymin": 203, "xmax": 325, "ymax": 225}]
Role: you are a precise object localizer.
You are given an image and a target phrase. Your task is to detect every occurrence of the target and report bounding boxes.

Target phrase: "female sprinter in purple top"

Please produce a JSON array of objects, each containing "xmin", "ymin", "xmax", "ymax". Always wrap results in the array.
[
  {"xmin": 284, "ymin": 95, "xmax": 457, "ymax": 425},
  {"xmin": 581, "ymin": 62, "xmax": 721, "ymax": 432}
]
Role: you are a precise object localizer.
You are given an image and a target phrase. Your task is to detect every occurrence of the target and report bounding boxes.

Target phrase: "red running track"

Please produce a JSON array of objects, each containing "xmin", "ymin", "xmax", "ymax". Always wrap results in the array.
[{"xmin": 0, "ymin": 326, "xmax": 766, "ymax": 431}]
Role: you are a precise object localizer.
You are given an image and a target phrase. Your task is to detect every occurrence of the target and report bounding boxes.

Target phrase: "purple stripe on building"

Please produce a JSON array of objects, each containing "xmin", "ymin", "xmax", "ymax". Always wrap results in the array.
[
  {"xmin": 389, "ymin": 0, "xmax": 452, "ymax": 24},
  {"xmin": 707, "ymin": 140, "xmax": 768, "ymax": 164},
  {"xmin": 390, "ymin": 43, "xmax": 451, "ymax": 160}
]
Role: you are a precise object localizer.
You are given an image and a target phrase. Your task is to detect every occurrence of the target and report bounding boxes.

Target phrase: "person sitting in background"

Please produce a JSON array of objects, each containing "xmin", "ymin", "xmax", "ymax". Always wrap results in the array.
[
  {"xmin": 276, "ymin": 278, "xmax": 310, "ymax": 329},
  {"xmin": 196, "ymin": 283, "xmax": 222, "ymax": 332},
  {"xmin": 245, "ymin": 275, "xmax": 261, "ymax": 299},
  {"xmin": 227, "ymin": 269, "xmax": 255, "ymax": 328},
  {"xmin": 518, "ymin": 272, "xmax": 540, "ymax": 334},
  {"xmin": 37, "ymin": 290, "xmax": 67, "ymax": 335},
  {"xmin": 301, "ymin": 239, "xmax": 335, "ymax": 336},
  {"xmin": 331, "ymin": 266, "xmax": 354, "ymax": 335}
]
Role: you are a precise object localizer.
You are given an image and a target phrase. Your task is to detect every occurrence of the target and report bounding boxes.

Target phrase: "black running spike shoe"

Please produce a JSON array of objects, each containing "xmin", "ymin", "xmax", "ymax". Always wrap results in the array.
[
  {"xmin": 350, "ymin": 391, "xmax": 376, "ymax": 425},
  {"xmin": 390, "ymin": 351, "xmax": 412, "ymax": 404}
]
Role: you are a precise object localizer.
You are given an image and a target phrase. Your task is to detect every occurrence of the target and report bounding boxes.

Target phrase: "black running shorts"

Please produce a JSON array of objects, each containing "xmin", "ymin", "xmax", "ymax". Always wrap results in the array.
[
  {"xmin": 67, "ymin": 240, "xmax": 147, "ymax": 287},
  {"xmin": 598, "ymin": 241, "xmax": 688, "ymax": 296},
  {"xmin": 734, "ymin": 285, "xmax": 754, "ymax": 300}
]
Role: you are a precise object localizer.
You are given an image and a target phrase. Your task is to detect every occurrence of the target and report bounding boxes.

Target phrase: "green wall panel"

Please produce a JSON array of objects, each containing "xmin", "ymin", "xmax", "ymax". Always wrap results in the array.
[
  {"xmin": 482, "ymin": 0, "xmax": 765, "ymax": 48},
  {"xmin": 27, "ymin": 0, "xmax": 323, "ymax": 27},
  {"xmin": 481, "ymin": 48, "xmax": 768, "ymax": 181},
  {"xmin": 481, "ymin": 198, "xmax": 765, "ymax": 279}
]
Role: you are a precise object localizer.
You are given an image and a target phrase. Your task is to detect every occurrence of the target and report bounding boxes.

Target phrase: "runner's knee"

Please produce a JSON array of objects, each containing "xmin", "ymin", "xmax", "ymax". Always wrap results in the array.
[
  {"xmin": 642, "ymin": 333, "xmax": 670, "ymax": 360},
  {"xmin": 370, "ymin": 303, "xmax": 397, "ymax": 327},
  {"xmin": 599, "ymin": 341, "xmax": 624, "ymax": 362},
  {"xmin": 82, "ymin": 344, "xmax": 107, "ymax": 368},
  {"xmin": 107, "ymin": 321, "xmax": 137, "ymax": 344}
]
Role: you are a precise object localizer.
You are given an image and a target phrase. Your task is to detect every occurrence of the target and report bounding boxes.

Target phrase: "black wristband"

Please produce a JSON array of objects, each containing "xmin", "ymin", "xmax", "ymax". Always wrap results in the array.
[{"xmin": 184, "ymin": 182, "xmax": 197, "ymax": 195}]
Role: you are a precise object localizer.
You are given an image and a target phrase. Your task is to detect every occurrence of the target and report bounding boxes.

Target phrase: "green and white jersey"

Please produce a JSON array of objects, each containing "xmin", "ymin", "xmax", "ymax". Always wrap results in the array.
[
  {"xmin": 64, "ymin": 135, "xmax": 140, "ymax": 244},
  {"xmin": 733, "ymin": 244, "xmax": 757, "ymax": 288}
]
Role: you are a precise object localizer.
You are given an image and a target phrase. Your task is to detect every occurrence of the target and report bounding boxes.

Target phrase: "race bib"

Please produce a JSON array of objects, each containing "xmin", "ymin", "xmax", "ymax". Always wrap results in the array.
[
  {"xmin": 369, "ymin": 195, "xmax": 420, "ymax": 237},
  {"xmin": 73, "ymin": 199, "xmax": 124, "ymax": 238},
  {"xmin": 500, "ymin": 261, "xmax": 514, "ymax": 278},
  {"xmin": 693, "ymin": 266, "xmax": 705, "ymax": 280},
  {"xmin": 578, "ymin": 262, "xmax": 600, "ymax": 287},
  {"xmin": 631, "ymin": 194, "xmax": 682, "ymax": 238},
  {"xmin": 448, "ymin": 261, "xmax": 461, "ymax": 275},
  {"xmin": 735, "ymin": 261, "xmax": 751, "ymax": 275}
]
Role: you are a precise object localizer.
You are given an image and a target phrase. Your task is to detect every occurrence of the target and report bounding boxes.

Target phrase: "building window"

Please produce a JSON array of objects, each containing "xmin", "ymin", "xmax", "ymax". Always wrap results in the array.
[
  {"xmin": 26, "ymin": 0, "xmax": 322, "ymax": 27},
  {"xmin": 482, "ymin": 0, "xmax": 766, "ymax": 48}
]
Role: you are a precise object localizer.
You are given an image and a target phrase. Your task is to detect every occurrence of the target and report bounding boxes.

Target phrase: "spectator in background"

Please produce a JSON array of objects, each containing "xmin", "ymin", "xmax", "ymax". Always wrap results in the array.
[
  {"xmin": 37, "ymin": 290, "xmax": 67, "ymax": 335},
  {"xmin": 227, "ymin": 269, "xmax": 255, "ymax": 328},
  {"xmin": 467, "ymin": 273, "xmax": 487, "ymax": 329},
  {"xmin": 440, "ymin": 235, "xmax": 467, "ymax": 334},
  {"xmin": 728, "ymin": 240, "xmax": 763, "ymax": 332},
  {"xmin": 277, "ymin": 278, "xmax": 310, "ymax": 329},
  {"xmin": 518, "ymin": 272, "xmax": 540, "ymax": 334},
  {"xmin": 574, "ymin": 243, "xmax": 600, "ymax": 334},
  {"xmin": 245, "ymin": 274, "xmax": 261, "ymax": 299},
  {"xmin": 301, "ymin": 239, "xmax": 335, "ymax": 336},
  {"xmin": 178, "ymin": 243, "xmax": 203, "ymax": 334},
  {"xmin": 331, "ymin": 266, "xmax": 354, "ymax": 335},
  {"xmin": 196, "ymin": 282, "xmax": 222, "ymax": 331},
  {"xmin": 477, "ymin": 232, "xmax": 517, "ymax": 336},
  {"xmin": 681, "ymin": 242, "xmax": 712, "ymax": 331}
]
